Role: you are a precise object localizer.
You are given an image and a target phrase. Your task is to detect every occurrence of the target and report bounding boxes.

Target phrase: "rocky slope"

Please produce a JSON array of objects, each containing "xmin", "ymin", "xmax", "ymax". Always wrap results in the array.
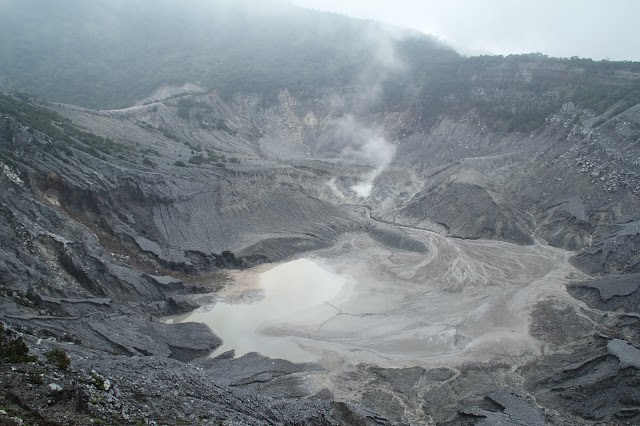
[{"xmin": 1, "ymin": 43, "xmax": 640, "ymax": 425}]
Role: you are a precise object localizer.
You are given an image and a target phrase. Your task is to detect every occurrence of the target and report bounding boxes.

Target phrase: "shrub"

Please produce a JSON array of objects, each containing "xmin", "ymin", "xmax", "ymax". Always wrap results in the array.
[
  {"xmin": 27, "ymin": 367, "xmax": 46, "ymax": 384},
  {"xmin": 90, "ymin": 371, "xmax": 107, "ymax": 390},
  {"xmin": 45, "ymin": 348, "xmax": 71, "ymax": 370},
  {"xmin": 188, "ymin": 154, "xmax": 205, "ymax": 165},
  {"xmin": 142, "ymin": 157, "xmax": 156, "ymax": 168},
  {"xmin": 0, "ymin": 323, "xmax": 37, "ymax": 363},
  {"xmin": 173, "ymin": 160, "xmax": 187, "ymax": 167}
]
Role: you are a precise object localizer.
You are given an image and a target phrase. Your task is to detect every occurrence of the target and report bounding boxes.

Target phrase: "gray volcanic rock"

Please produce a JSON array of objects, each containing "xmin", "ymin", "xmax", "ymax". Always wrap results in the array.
[
  {"xmin": 534, "ymin": 197, "xmax": 594, "ymax": 250},
  {"xmin": 386, "ymin": 179, "xmax": 534, "ymax": 244},
  {"xmin": 571, "ymin": 221, "xmax": 640, "ymax": 275},
  {"xmin": 522, "ymin": 338, "xmax": 640, "ymax": 424},
  {"xmin": 366, "ymin": 225, "xmax": 429, "ymax": 253},
  {"xmin": 197, "ymin": 351, "xmax": 324, "ymax": 398},
  {"xmin": 529, "ymin": 299, "xmax": 594, "ymax": 347},
  {"xmin": 608, "ymin": 339, "xmax": 640, "ymax": 369},
  {"xmin": 369, "ymin": 366, "xmax": 429, "ymax": 396},
  {"xmin": 567, "ymin": 274, "xmax": 640, "ymax": 313},
  {"xmin": 0, "ymin": 351, "xmax": 345, "ymax": 425},
  {"xmin": 143, "ymin": 273, "xmax": 183, "ymax": 289},
  {"xmin": 1, "ymin": 46, "xmax": 640, "ymax": 425},
  {"xmin": 167, "ymin": 294, "xmax": 201, "ymax": 314},
  {"xmin": 462, "ymin": 390, "xmax": 545, "ymax": 426},
  {"xmin": 422, "ymin": 363, "xmax": 515, "ymax": 423}
]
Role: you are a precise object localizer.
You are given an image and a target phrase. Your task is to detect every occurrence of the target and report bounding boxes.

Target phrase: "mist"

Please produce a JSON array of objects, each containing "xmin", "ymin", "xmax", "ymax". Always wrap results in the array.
[
  {"xmin": 333, "ymin": 115, "xmax": 397, "ymax": 197},
  {"xmin": 292, "ymin": 0, "xmax": 640, "ymax": 61},
  {"xmin": 325, "ymin": 23, "xmax": 405, "ymax": 198},
  {"xmin": 2, "ymin": 0, "xmax": 639, "ymax": 423}
]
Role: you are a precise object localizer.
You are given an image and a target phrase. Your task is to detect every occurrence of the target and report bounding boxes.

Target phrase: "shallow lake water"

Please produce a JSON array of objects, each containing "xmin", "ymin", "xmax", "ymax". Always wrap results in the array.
[
  {"xmin": 170, "ymin": 258, "xmax": 347, "ymax": 362},
  {"xmin": 166, "ymin": 231, "xmax": 580, "ymax": 368}
]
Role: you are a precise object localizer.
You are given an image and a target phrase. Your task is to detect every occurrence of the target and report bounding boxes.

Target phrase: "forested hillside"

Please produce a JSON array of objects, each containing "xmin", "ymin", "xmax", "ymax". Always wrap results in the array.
[{"xmin": 0, "ymin": 0, "xmax": 454, "ymax": 107}]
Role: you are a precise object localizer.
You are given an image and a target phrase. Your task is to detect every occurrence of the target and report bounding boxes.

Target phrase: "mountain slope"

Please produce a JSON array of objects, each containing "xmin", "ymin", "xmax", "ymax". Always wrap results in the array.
[
  {"xmin": 1, "ymin": 1, "xmax": 640, "ymax": 425},
  {"xmin": 0, "ymin": 0, "xmax": 454, "ymax": 108}
]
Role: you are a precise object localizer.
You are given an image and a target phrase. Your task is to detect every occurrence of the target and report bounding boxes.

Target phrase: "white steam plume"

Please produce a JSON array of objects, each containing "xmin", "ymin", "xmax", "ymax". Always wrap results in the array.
[
  {"xmin": 334, "ymin": 115, "xmax": 396, "ymax": 197},
  {"xmin": 334, "ymin": 24, "xmax": 405, "ymax": 198},
  {"xmin": 355, "ymin": 24, "xmax": 406, "ymax": 110}
]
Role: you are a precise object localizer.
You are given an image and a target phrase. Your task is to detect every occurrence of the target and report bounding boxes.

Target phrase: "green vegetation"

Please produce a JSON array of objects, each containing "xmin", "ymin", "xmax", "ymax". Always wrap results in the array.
[
  {"xmin": 45, "ymin": 348, "xmax": 71, "ymax": 370},
  {"xmin": 0, "ymin": 93, "xmax": 141, "ymax": 162},
  {"xmin": 188, "ymin": 154, "xmax": 206, "ymax": 165},
  {"xmin": 60, "ymin": 333, "xmax": 82, "ymax": 345},
  {"xmin": 3, "ymin": 118, "xmax": 14, "ymax": 141},
  {"xmin": 0, "ymin": 1, "xmax": 637, "ymax": 133},
  {"xmin": 187, "ymin": 148, "xmax": 230, "ymax": 166},
  {"xmin": 159, "ymin": 127, "xmax": 179, "ymax": 141},
  {"xmin": 0, "ymin": 0, "xmax": 454, "ymax": 109},
  {"xmin": 142, "ymin": 157, "xmax": 156, "ymax": 168},
  {"xmin": 573, "ymin": 84, "xmax": 640, "ymax": 118},
  {"xmin": 27, "ymin": 367, "xmax": 46, "ymax": 384},
  {"xmin": 89, "ymin": 371, "xmax": 108, "ymax": 391},
  {"xmin": 0, "ymin": 287, "xmax": 41, "ymax": 308},
  {"xmin": 200, "ymin": 118, "xmax": 236, "ymax": 135},
  {"xmin": 176, "ymin": 100, "xmax": 237, "ymax": 134},
  {"xmin": 0, "ymin": 323, "xmax": 37, "ymax": 364},
  {"xmin": 176, "ymin": 98, "xmax": 212, "ymax": 119},
  {"xmin": 407, "ymin": 53, "xmax": 640, "ymax": 132},
  {"xmin": 207, "ymin": 149, "xmax": 225, "ymax": 161}
]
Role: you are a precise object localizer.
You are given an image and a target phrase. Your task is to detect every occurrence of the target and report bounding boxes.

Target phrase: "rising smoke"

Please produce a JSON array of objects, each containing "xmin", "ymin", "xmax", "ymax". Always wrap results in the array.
[
  {"xmin": 333, "ymin": 115, "xmax": 396, "ymax": 197},
  {"xmin": 332, "ymin": 24, "xmax": 405, "ymax": 198}
]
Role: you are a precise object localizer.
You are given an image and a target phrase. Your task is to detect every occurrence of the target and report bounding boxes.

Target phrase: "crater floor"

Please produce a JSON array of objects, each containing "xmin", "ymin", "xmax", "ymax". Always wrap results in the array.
[{"xmin": 170, "ymin": 225, "xmax": 586, "ymax": 370}]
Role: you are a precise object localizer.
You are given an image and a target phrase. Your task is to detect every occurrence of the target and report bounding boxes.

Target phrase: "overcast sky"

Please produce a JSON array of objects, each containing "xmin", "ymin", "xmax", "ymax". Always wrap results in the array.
[{"xmin": 291, "ymin": 0, "xmax": 640, "ymax": 61}]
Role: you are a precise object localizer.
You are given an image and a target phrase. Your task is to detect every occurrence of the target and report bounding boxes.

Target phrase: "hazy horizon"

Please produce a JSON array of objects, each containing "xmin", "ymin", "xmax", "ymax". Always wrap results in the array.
[{"xmin": 292, "ymin": 0, "xmax": 640, "ymax": 61}]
